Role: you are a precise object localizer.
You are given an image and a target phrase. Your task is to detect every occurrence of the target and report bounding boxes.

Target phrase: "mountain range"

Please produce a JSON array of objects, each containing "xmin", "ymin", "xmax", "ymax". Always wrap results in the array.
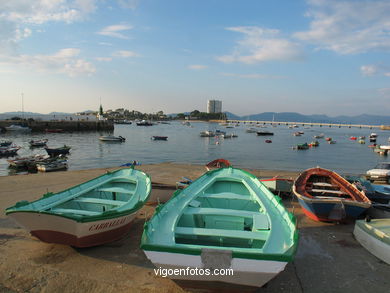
[{"xmin": 1, "ymin": 111, "xmax": 389, "ymax": 125}]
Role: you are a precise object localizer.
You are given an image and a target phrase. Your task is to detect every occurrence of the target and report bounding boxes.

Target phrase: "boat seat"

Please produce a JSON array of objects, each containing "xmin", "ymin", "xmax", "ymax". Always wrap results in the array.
[
  {"xmin": 199, "ymin": 192, "xmax": 253, "ymax": 201},
  {"xmin": 183, "ymin": 207, "xmax": 259, "ymax": 218},
  {"xmin": 97, "ymin": 187, "xmax": 134, "ymax": 194},
  {"xmin": 310, "ymin": 188, "xmax": 347, "ymax": 195},
  {"xmin": 51, "ymin": 208, "xmax": 100, "ymax": 216},
  {"xmin": 312, "ymin": 182, "xmax": 337, "ymax": 188},
  {"xmin": 175, "ymin": 227, "xmax": 268, "ymax": 241},
  {"xmin": 252, "ymin": 214, "xmax": 270, "ymax": 230},
  {"xmin": 74, "ymin": 198, "xmax": 126, "ymax": 206}
]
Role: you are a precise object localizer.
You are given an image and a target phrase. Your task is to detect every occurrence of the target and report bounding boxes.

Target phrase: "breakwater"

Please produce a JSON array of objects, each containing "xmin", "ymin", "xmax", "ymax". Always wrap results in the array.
[{"xmin": 0, "ymin": 120, "xmax": 114, "ymax": 132}]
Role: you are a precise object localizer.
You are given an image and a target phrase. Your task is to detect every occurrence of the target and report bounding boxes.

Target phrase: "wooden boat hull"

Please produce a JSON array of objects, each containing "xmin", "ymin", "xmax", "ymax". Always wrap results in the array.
[
  {"xmin": 296, "ymin": 196, "xmax": 370, "ymax": 222},
  {"xmin": 9, "ymin": 212, "xmax": 136, "ymax": 247},
  {"xmin": 145, "ymin": 250, "xmax": 287, "ymax": 288},
  {"xmin": 353, "ymin": 219, "xmax": 390, "ymax": 265},
  {"xmin": 293, "ymin": 167, "xmax": 371, "ymax": 222}
]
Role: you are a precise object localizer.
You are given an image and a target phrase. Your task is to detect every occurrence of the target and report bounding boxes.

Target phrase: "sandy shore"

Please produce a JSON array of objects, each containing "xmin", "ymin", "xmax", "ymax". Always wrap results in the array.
[{"xmin": 0, "ymin": 163, "xmax": 389, "ymax": 293}]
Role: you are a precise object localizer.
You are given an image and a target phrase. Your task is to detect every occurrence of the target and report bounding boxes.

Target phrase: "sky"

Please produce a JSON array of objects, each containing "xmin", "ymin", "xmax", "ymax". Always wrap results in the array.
[{"xmin": 0, "ymin": 0, "xmax": 389, "ymax": 116}]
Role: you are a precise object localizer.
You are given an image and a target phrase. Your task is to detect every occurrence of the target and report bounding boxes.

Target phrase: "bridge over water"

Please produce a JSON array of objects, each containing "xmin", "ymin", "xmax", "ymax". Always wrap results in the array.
[{"xmin": 226, "ymin": 120, "xmax": 383, "ymax": 129}]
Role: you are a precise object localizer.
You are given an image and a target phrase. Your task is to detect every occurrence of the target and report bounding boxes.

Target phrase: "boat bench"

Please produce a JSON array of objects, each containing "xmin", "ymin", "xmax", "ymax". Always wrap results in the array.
[
  {"xmin": 183, "ymin": 207, "xmax": 259, "ymax": 218},
  {"xmin": 74, "ymin": 198, "xmax": 126, "ymax": 206},
  {"xmin": 175, "ymin": 227, "xmax": 268, "ymax": 241},
  {"xmin": 312, "ymin": 182, "xmax": 338, "ymax": 188},
  {"xmin": 50, "ymin": 208, "xmax": 100, "ymax": 216},
  {"xmin": 310, "ymin": 188, "xmax": 347, "ymax": 195},
  {"xmin": 97, "ymin": 187, "xmax": 134, "ymax": 194},
  {"xmin": 199, "ymin": 192, "xmax": 253, "ymax": 201}
]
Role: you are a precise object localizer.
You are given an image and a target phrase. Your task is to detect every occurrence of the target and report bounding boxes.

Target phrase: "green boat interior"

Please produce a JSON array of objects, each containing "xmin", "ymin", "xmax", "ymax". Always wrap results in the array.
[
  {"xmin": 175, "ymin": 178, "xmax": 270, "ymax": 249},
  {"xmin": 40, "ymin": 177, "xmax": 138, "ymax": 216}
]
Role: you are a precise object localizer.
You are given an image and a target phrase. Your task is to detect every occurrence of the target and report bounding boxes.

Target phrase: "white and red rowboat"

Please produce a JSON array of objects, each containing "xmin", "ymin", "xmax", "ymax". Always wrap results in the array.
[{"xmin": 6, "ymin": 167, "xmax": 151, "ymax": 247}]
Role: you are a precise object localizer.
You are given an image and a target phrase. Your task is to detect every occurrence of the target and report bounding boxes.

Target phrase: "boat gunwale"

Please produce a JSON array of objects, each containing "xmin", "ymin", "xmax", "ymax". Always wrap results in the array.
[{"xmin": 5, "ymin": 167, "xmax": 152, "ymax": 223}]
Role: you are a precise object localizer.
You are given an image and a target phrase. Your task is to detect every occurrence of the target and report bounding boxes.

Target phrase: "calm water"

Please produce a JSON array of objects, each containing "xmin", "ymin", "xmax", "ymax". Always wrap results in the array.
[{"xmin": 1, "ymin": 122, "xmax": 389, "ymax": 176}]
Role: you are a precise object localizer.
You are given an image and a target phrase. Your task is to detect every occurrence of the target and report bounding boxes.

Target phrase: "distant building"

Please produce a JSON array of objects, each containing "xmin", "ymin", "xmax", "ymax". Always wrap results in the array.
[{"xmin": 207, "ymin": 100, "xmax": 222, "ymax": 113}]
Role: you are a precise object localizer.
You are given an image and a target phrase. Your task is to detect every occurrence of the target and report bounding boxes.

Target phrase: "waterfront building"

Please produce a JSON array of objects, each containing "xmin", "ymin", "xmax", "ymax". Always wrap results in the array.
[{"xmin": 207, "ymin": 100, "xmax": 222, "ymax": 113}]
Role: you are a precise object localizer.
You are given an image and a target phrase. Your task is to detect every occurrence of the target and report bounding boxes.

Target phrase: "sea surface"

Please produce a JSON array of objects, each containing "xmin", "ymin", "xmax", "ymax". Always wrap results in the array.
[{"xmin": 1, "ymin": 121, "xmax": 389, "ymax": 176}]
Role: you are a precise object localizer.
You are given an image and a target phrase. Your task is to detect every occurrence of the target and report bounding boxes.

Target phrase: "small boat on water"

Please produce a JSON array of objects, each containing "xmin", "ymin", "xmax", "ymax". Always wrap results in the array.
[
  {"xmin": 313, "ymin": 133, "xmax": 324, "ymax": 139},
  {"xmin": 7, "ymin": 154, "xmax": 51, "ymax": 170},
  {"xmin": 136, "ymin": 120, "xmax": 153, "ymax": 126},
  {"xmin": 0, "ymin": 146, "xmax": 20, "ymax": 157},
  {"xmin": 293, "ymin": 167, "xmax": 371, "ymax": 222},
  {"xmin": 5, "ymin": 124, "xmax": 31, "ymax": 132},
  {"xmin": 309, "ymin": 140, "xmax": 319, "ymax": 147},
  {"xmin": 0, "ymin": 140, "xmax": 12, "ymax": 147},
  {"xmin": 246, "ymin": 128, "xmax": 257, "ymax": 133},
  {"xmin": 141, "ymin": 167, "xmax": 298, "ymax": 289},
  {"xmin": 45, "ymin": 145, "xmax": 71, "ymax": 156},
  {"xmin": 328, "ymin": 140, "xmax": 336, "ymax": 144},
  {"xmin": 265, "ymin": 139, "xmax": 272, "ymax": 143},
  {"xmin": 221, "ymin": 133, "xmax": 237, "ymax": 139},
  {"xmin": 36, "ymin": 160, "xmax": 68, "ymax": 172},
  {"xmin": 205, "ymin": 158, "xmax": 232, "ymax": 171},
  {"xmin": 45, "ymin": 129, "xmax": 64, "ymax": 133},
  {"xmin": 200, "ymin": 131, "xmax": 215, "ymax": 137},
  {"xmin": 353, "ymin": 218, "xmax": 390, "ymax": 265},
  {"xmin": 99, "ymin": 136, "xmax": 126, "ymax": 142},
  {"xmin": 358, "ymin": 139, "xmax": 365, "ymax": 144},
  {"xmin": 350, "ymin": 136, "xmax": 357, "ymax": 140},
  {"xmin": 6, "ymin": 167, "xmax": 151, "ymax": 247},
  {"xmin": 151, "ymin": 136, "xmax": 168, "ymax": 141},
  {"xmin": 257, "ymin": 131, "xmax": 274, "ymax": 136},
  {"xmin": 29, "ymin": 139, "xmax": 48, "ymax": 147},
  {"xmin": 294, "ymin": 143, "xmax": 309, "ymax": 150}
]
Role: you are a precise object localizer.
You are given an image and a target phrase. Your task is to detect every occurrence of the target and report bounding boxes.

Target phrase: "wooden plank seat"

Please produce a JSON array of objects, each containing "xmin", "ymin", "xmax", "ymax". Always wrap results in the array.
[
  {"xmin": 50, "ymin": 208, "xmax": 100, "ymax": 216},
  {"xmin": 73, "ymin": 198, "xmax": 126, "ymax": 206},
  {"xmin": 312, "ymin": 182, "xmax": 338, "ymax": 188},
  {"xmin": 175, "ymin": 227, "xmax": 268, "ymax": 241},
  {"xmin": 183, "ymin": 207, "xmax": 260, "ymax": 218},
  {"xmin": 310, "ymin": 188, "xmax": 347, "ymax": 195},
  {"xmin": 96, "ymin": 187, "xmax": 134, "ymax": 194},
  {"xmin": 199, "ymin": 192, "xmax": 253, "ymax": 201}
]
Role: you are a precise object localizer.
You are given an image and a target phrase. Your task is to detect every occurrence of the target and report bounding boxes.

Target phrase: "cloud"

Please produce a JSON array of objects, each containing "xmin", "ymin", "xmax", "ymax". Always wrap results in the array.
[
  {"xmin": 217, "ymin": 26, "xmax": 304, "ymax": 64},
  {"xmin": 112, "ymin": 50, "xmax": 139, "ymax": 58},
  {"xmin": 96, "ymin": 57, "xmax": 112, "ymax": 62},
  {"xmin": 294, "ymin": 0, "xmax": 390, "ymax": 54},
  {"xmin": 221, "ymin": 72, "xmax": 287, "ymax": 79},
  {"xmin": 361, "ymin": 64, "xmax": 390, "ymax": 77},
  {"xmin": 188, "ymin": 65, "xmax": 208, "ymax": 70},
  {"xmin": 97, "ymin": 24, "xmax": 133, "ymax": 39},
  {"xmin": 117, "ymin": 0, "xmax": 139, "ymax": 10},
  {"xmin": 0, "ymin": 48, "xmax": 96, "ymax": 77}
]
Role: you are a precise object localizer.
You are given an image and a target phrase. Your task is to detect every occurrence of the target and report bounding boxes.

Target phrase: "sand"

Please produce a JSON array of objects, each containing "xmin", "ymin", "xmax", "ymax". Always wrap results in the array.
[{"xmin": 0, "ymin": 163, "xmax": 389, "ymax": 293}]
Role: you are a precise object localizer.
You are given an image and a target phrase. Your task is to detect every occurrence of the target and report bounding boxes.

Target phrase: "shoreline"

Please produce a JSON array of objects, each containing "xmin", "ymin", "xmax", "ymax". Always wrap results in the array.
[{"xmin": 1, "ymin": 163, "xmax": 389, "ymax": 292}]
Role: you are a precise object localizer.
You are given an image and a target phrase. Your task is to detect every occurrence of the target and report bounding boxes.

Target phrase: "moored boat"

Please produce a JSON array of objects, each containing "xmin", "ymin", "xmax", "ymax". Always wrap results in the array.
[
  {"xmin": 256, "ymin": 131, "xmax": 274, "ymax": 136},
  {"xmin": 36, "ymin": 160, "xmax": 68, "ymax": 172},
  {"xmin": 0, "ymin": 146, "xmax": 20, "ymax": 157},
  {"xmin": 45, "ymin": 145, "xmax": 71, "ymax": 156},
  {"xmin": 353, "ymin": 218, "xmax": 390, "ymax": 265},
  {"xmin": 200, "ymin": 131, "xmax": 215, "ymax": 137},
  {"xmin": 293, "ymin": 167, "xmax": 371, "ymax": 222},
  {"xmin": 29, "ymin": 139, "xmax": 48, "ymax": 147},
  {"xmin": 5, "ymin": 124, "xmax": 31, "ymax": 132},
  {"xmin": 0, "ymin": 140, "xmax": 12, "ymax": 147},
  {"xmin": 151, "ymin": 136, "xmax": 168, "ymax": 141},
  {"xmin": 5, "ymin": 167, "xmax": 151, "ymax": 247},
  {"xmin": 205, "ymin": 158, "xmax": 232, "ymax": 171},
  {"xmin": 99, "ymin": 135, "xmax": 126, "ymax": 142},
  {"xmin": 141, "ymin": 167, "xmax": 298, "ymax": 289},
  {"xmin": 136, "ymin": 120, "xmax": 153, "ymax": 126}
]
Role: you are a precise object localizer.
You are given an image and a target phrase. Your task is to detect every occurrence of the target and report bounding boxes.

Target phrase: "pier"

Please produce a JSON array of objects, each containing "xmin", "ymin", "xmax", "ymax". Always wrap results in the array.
[
  {"xmin": 0, "ymin": 120, "xmax": 114, "ymax": 132},
  {"xmin": 227, "ymin": 120, "xmax": 386, "ymax": 129}
]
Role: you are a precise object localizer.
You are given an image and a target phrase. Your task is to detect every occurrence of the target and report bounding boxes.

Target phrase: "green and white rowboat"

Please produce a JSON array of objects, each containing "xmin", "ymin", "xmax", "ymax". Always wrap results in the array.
[
  {"xmin": 141, "ymin": 167, "xmax": 298, "ymax": 289},
  {"xmin": 353, "ymin": 219, "xmax": 390, "ymax": 265},
  {"xmin": 6, "ymin": 168, "xmax": 151, "ymax": 247}
]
